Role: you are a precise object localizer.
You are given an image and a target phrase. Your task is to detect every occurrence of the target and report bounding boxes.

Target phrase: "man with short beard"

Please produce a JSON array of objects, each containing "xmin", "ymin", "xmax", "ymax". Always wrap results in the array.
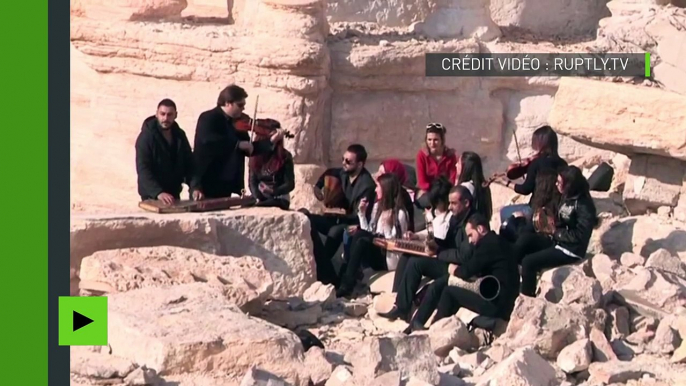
[
  {"xmin": 193, "ymin": 84, "xmax": 284, "ymax": 199},
  {"xmin": 135, "ymin": 98, "xmax": 202, "ymax": 205}
]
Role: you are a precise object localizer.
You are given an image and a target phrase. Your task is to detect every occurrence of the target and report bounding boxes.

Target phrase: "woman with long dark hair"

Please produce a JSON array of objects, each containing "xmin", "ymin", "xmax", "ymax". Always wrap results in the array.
[
  {"xmin": 336, "ymin": 173, "xmax": 410, "ymax": 298},
  {"xmin": 248, "ymin": 129, "xmax": 294, "ymax": 210},
  {"xmin": 415, "ymin": 123, "xmax": 458, "ymax": 209},
  {"xmin": 456, "ymin": 151, "xmax": 493, "ymax": 221},
  {"xmin": 500, "ymin": 166, "xmax": 561, "ymax": 243},
  {"xmin": 497, "ymin": 125, "xmax": 568, "ymax": 221},
  {"xmin": 517, "ymin": 166, "xmax": 598, "ymax": 297}
]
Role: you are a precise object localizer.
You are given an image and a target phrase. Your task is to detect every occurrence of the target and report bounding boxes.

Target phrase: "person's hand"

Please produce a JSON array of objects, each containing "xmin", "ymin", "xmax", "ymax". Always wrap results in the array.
[
  {"xmin": 313, "ymin": 186, "xmax": 324, "ymax": 201},
  {"xmin": 348, "ymin": 225, "xmax": 359, "ymax": 235},
  {"xmin": 403, "ymin": 231, "xmax": 416, "ymax": 240},
  {"xmin": 425, "ymin": 239, "xmax": 438, "ymax": 256},
  {"xmin": 192, "ymin": 190, "xmax": 204, "ymax": 201},
  {"xmin": 358, "ymin": 197, "xmax": 369, "ymax": 213},
  {"xmin": 259, "ymin": 182, "xmax": 273, "ymax": 195},
  {"xmin": 512, "ymin": 211, "xmax": 525, "ymax": 218},
  {"xmin": 238, "ymin": 141, "xmax": 254, "ymax": 154},
  {"xmin": 157, "ymin": 192, "xmax": 175, "ymax": 205},
  {"xmin": 448, "ymin": 263, "xmax": 458, "ymax": 276},
  {"xmin": 270, "ymin": 129, "xmax": 285, "ymax": 143}
]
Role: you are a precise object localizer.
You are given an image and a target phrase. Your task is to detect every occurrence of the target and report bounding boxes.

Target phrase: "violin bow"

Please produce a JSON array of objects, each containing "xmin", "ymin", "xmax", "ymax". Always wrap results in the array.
[
  {"xmin": 511, "ymin": 127, "xmax": 522, "ymax": 164},
  {"xmin": 249, "ymin": 95, "xmax": 260, "ymax": 142}
]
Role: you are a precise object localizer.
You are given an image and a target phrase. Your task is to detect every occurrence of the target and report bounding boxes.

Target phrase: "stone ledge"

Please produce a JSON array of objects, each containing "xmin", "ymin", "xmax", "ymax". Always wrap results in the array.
[{"xmin": 70, "ymin": 207, "xmax": 316, "ymax": 299}]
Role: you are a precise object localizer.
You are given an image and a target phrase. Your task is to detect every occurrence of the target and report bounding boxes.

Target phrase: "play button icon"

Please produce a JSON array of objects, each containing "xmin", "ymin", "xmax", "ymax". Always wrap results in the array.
[
  {"xmin": 73, "ymin": 311, "xmax": 94, "ymax": 332},
  {"xmin": 59, "ymin": 296, "xmax": 108, "ymax": 346}
]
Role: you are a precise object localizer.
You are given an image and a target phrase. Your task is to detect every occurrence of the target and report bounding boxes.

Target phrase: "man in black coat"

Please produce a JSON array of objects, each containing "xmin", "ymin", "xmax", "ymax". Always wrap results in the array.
[
  {"xmin": 306, "ymin": 144, "xmax": 377, "ymax": 286},
  {"xmin": 192, "ymin": 84, "xmax": 284, "ymax": 199},
  {"xmin": 135, "ymin": 99, "xmax": 202, "ymax": 204},
  {"xmin": 378, "ymin": 185, "xmax": 476, "ymax": 323},
  {"xmin": 405, "ymin": 213, "xmax": 520, "ymax": 333}
]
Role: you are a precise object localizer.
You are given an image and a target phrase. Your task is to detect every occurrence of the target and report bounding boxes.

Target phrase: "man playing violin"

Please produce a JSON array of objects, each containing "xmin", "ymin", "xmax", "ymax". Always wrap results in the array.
[
  {"xmin": 192, "ymin": 84, "xmax": 285, "ymax": 199},
  {"xmin": 135, "ymin": 99, "xmax": 203, "ymax": 205}
]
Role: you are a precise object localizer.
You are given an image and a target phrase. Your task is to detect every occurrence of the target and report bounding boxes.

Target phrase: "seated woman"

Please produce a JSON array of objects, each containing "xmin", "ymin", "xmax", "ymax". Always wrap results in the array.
[
  {"xmin": 342, "ymin": 159, "xmax": 415, "ymax": 269},
  {"xmin": 455, "ymin": 151, "xmax": 493, "ymax": 222},
  {"xmin": 336, "ymin": 173, "xmax": 410, "ymax": 298},
  {"xmin": 415, "ymin": 123, "xmax": 458, "ymax": 209},
  {"xmin": 499, "ymin": 166, "xmax": 561, "ymax": 244},
  {"xmin": 248, "ymin": 128, "xmax": 295, "ymax": 210},
  {"xmin": 496, "ymin": 125, "xmax": 568, "ymax": 223},
  {"xmin": 516, "ymin": 166, "xmax": 598, "ymax": 297},
  {"xmin": 393, "ymin": 175, "xmax": 453, "ymax": 293}
]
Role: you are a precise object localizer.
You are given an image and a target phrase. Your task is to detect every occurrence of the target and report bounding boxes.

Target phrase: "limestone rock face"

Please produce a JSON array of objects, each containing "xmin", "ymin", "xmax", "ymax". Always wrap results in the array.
[
  {"xmin": 417, "ymin": 0, "xmax": 501, "ymax": 41},
  {"xmin": 499, "ymin": 296, "xmax": 591, "ymax": 360},
  {"xmin": 78, "ymin": 246, "xmax": 274, "ymax": 314},
  {"xmin": 73, "ymin": 0, "xmax": 189, "ymax": 21},
  {"xmin": 70, "ymin": 209, "xmax": 316, "ymax": 299},
  {"xmin": 549, "ymin": 78, "xmax": 686, "ymax": 161},
  {"xmin": 106, "ymin": 283, "xmax": 308, "ymax": 384}
]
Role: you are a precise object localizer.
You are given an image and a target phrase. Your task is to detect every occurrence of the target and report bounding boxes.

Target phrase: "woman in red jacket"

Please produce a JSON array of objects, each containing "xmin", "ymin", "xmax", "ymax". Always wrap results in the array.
[{"xmin": 415, "ymin": 123, "xmax": 458, "ymax": 209}]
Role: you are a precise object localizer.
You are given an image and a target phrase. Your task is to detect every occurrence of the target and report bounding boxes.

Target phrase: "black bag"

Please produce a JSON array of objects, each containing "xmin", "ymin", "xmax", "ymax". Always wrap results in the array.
[{"xmin": 588, "ymin": 162, "xmax": 614, "ymax": 192}]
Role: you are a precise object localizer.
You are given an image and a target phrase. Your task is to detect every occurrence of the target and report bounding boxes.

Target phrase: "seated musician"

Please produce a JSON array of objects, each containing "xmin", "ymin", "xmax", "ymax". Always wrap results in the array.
[
  {"xmin": 248, "ymin": 121, "xmax": 295, "ymax": 210},
  {"xmin": 305, "ymin": 144, "xmax": 377, "ymax": 286},
  {"xmin": 336, "ymin": 173, "xmax": 410, "ymax": 298},
  {"xmin": 135, "ymin": 99, "xmax": 203, "ymax": 205},
  {"xmin": 392, "ymin": 176, "xmax": 453, "ymax": 292},
  {"xmin": 455, "ymin": 151, "xmax": 493, "ymax": 221},
  {"xmin": 377, "ymin": 185, "xmax": 475, "ymax": 323},
  {"xmin": 500, "ymin": 166, "xmax": 561, "ymax": 245},
  {"xmin": 341, "ymin": 158, "xmax": 416, "ymax": 272},
  {"xmin": 415, "ymin": 123, "xmax": 458, "ymax": 209},
  {"xmin": 403, "ymin": 213, "xmax": 520, "ymax": 334},
  {"xmin": 516, "ymin": 166, "xmax": 598, "ymax": 297},
  {"xmin": 495, "ymin": 125, "xmax": 568, "ymax": 222}
]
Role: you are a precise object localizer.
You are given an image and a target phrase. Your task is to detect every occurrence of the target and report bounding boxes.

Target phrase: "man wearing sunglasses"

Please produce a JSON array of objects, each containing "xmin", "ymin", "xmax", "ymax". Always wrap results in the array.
[
  {"xmin": 307, "ymin": 144, "xmax": 377, "ymax": 286},
  {"xmin": 192, "ymin": 84, "xmax": 284, "ymax": 199}
]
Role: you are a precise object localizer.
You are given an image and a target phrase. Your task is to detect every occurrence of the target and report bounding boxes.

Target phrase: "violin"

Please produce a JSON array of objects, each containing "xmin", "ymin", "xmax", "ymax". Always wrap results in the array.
[
  {"xmin": 505, "ymin": 152, "xmax": 542, "ymax": 180},
  {"xmin": 234, "ymin": 113, "xmax": 295, "ymax": 139}
]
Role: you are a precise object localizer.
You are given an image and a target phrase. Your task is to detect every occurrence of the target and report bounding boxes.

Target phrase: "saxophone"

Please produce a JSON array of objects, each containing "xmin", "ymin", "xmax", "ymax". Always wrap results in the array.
[{"xmin": 448, "ymin": 275, "xmax": 501, "ymax": 301}]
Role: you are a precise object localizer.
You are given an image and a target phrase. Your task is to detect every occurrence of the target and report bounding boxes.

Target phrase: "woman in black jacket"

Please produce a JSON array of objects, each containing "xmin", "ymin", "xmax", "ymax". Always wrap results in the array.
[{"xmin": 518, "ymin": 165, "xmax": 598, "ymax": 297}]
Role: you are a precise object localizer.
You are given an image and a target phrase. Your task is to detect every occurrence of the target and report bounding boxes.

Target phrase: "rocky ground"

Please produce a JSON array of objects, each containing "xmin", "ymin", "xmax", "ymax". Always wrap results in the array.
[{"xmin": 69, "ymin": 197, "xmax": 686, "ymax": 386}]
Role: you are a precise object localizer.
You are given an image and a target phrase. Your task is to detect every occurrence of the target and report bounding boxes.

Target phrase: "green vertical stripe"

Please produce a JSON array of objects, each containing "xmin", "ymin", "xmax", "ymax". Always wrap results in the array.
[
  {"xmin": 645, "ymin": 52, "xmax": 651, "ymax": 77},
  {"xmin": 0, "ymin": 1, "xmax": 48, "ymax": 384}
]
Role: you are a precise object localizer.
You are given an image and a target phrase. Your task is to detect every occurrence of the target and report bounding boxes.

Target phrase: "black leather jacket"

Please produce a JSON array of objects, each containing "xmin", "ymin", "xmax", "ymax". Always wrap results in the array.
[{"xmin": 552, "ymin": 193, "xmax": 598, "ymax": 257}]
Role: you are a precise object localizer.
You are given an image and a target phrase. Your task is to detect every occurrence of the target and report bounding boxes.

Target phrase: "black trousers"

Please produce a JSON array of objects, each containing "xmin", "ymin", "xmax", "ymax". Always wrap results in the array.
[
  {"xmin": 513, "ymin": 232, "xmax": 554, "ymax": 264},
  {"xmin": 394, "ymin": 256, "xmax": 449, "ymax": 314},
  {"xmin": 339, "ymin": 231, "xmax": 387, "ymax": 292},
  {"xmin": 412, "ymin": 275, "xmax": 500, "ymax": 326},
  {"xmin": 521, "ymin": 247, "xmax": 581, "ymax": 297},
  {"xmin": 307, "ymin": 214, "xmax": 347, "ymax": 285},
  {"xmin": 255, "ymin": 198, "xmax": 290, "ymax": 210}
]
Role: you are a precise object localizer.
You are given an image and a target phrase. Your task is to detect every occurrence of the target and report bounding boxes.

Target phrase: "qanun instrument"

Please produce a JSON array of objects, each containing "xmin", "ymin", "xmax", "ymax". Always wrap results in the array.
[
  {"xmin": 138, "ymin": 195, "xmax": 256, "ymax": 214},
  {"xmin": 322, "ymin": 207, "xmax": 347, "ymax": 216},
  {"xmin": 373, "ymin": 238, "xmax": 433, "ymax": 257}
]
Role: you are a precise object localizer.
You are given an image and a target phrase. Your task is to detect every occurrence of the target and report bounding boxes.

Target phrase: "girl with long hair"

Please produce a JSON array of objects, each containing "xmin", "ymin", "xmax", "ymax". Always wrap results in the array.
[
  {"xmin": 415, "ymin": 123, "xmax": 458, "ymax": 209},
  {"xmin": 456, "ymin": 151, "xmax": 493, "ymax": 221},
  {"xmin": 336, "ymin": 173, "xmax": 410, "ymax": 298},
  {"xmin": 500, "ymin": 166, "xmax": 561, "ymax": 243},
  {"xmin": 516, "ymin": 166, "xmax": 598, "ymax": 297},
  {"xmin": 497, "ymin": 125, "xmax": 568, "ymax": 222},
  {"xmin": 248, "ymin": 129, "xmax": 294, "ymax": 210}
]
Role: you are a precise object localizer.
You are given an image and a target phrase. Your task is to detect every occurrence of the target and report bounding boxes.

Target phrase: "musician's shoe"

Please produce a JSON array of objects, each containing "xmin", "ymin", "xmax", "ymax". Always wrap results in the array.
[
  {"xmin": 402, "ymin": 320, "xmax": 427, "ymax": 335},
  {"xmin": 377, "ymin": 306, "xmax": 408, "ymax": 322}
]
